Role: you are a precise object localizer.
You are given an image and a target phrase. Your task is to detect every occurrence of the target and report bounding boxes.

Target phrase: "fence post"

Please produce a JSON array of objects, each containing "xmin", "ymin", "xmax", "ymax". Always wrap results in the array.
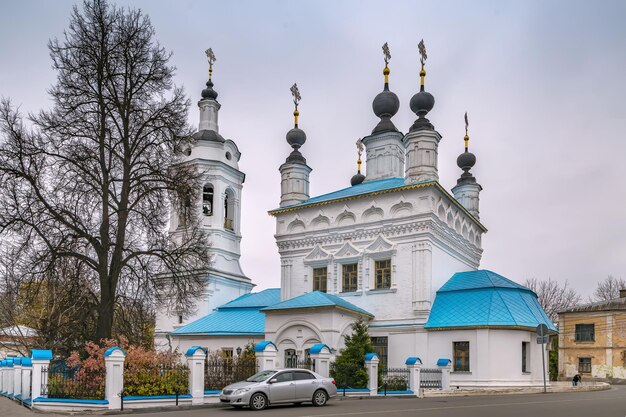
[
  {"xmin": 364, "ymin": 353, "xmax": 379, "ymax": 396},
  {"xmin": 31, "ymin": 350, "xmax": 52, "ymax": 401},
  {"xmin": 13, "ymin": 358, "xmax": 22, "ymax": 399},
  {"xmin": 0, "ymin": 360, "xmax": 5, "ymax": 394},
  {"xmin": 309, "ymin": 344, "xmax": 332, "ymax": 378},
  {"xmin": 21, "ymin": 358, "xmax": 32, "ymax": 402},
  {"xmin": 185, "ymin": 346, "xmax": 207, "ymax": 405},
  {"xmin": 405, "ymin": 357, "xmax": 423, "ymax": 396},
  {"xmin": 254, "ymin": 341, "xmax": 278, "ymax": 371},
  {"xmin": 437, "ymin": 358, "xmax": 452, "ymax": 390},
  {"xmin": 104, "ymin": 346, "xmax": 126, "ymax": 410},
  {"xmin": 5, "ymin": 358, "xmax": 14, "ymax": 397}
]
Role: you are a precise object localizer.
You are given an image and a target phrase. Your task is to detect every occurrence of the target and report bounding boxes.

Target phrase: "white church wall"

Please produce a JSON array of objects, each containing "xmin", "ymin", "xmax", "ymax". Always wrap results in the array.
[
  {"xmin": 426, "ymin": 329, "xmax": 548, "ymax": 387},
  {"xmin": 431, "ymin": 244, "xmax": 474, "ymax": 295}
]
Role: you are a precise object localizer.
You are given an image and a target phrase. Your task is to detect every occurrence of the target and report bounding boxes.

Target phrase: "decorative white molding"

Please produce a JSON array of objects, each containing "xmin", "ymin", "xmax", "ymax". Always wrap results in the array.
[
  {"xmin": 336, "ymin": 209, "xmax": 357, "ymax": 226},
  {"xmin": 334, "ymin": 241, "xmax": 361, "ymax": 259},
  {"xmin": 311, "ymin": 213, "xmax": 331, "ymax": 229},
  {"xmin": 362, "ymin": 205, "xmax": 384, "ymax": 221},
  {"xmin": 390, "ymin": 201, "xmax": 413, "ymax": 217},
  {"xmin": 304, "ymin": 243, "xmax": 332, "ymax": 264},
  {"xmin": 365, "ymin": 234, "xmax": 394, "ymax": 254},
  {"xmin": 287, "ymin": 218, "xmax": 306, "ymax": 233}
]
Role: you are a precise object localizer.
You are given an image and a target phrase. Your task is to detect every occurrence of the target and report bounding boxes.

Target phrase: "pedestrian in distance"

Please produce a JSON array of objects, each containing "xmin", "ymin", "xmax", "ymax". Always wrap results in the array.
[{"xmin": 572, "ymin": 374, "xmax": 581, "ymax": 386}]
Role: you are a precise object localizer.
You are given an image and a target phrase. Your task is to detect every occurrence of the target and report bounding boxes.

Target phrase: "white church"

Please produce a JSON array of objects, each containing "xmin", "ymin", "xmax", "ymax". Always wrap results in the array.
[{"xmin": 155, "ymin": 45, "xmax": 556, "ymax": 387}]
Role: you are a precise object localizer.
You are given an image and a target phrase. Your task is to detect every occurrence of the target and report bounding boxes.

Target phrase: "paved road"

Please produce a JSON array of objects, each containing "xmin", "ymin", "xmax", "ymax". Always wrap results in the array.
[{"xmin": 2, "ymin": 386, "xmax": 625, "ymax": 417}]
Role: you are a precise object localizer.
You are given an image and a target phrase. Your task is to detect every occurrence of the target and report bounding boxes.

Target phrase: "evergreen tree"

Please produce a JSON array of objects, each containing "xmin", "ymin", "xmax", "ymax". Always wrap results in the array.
[{"xmin": 330, "ymin": 318, "xmax": 374, "ymax": 389}]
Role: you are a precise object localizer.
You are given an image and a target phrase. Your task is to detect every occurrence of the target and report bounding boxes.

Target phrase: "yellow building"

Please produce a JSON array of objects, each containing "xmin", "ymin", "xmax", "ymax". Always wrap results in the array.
[{"xmin": 558, "ymin": 290, "xmax": 626, "ymax": 382}]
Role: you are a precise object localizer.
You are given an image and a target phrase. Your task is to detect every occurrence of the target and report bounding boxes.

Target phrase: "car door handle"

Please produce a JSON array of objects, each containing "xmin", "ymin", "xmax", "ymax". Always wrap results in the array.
[{"xmin": 290, "ymin": 383, "xmax": 295, "ymax": 386}]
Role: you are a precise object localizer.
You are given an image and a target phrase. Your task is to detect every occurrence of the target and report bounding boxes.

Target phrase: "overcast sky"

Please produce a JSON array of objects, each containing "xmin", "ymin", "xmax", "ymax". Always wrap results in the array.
[{"xmin": 1, "ymin": 0, "xmax": 625, "ymax": 297}]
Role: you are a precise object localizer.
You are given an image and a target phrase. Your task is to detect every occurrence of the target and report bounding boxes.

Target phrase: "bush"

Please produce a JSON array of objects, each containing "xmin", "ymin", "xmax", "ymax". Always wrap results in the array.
[
  {"xmin": 64, "ymin": 338, "xmax": 188, "ymax": 397},
  {"xmin": 382, "ymin": 375, "xmax": 408, "ymax": 391}
]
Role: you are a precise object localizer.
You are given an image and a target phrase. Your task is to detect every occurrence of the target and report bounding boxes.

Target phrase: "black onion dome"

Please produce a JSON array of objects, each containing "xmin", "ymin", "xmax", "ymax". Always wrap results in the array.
[
  {"xmin": 373, "ymin": 89, "xmax": 400, "ymax": 118},
  {"xmin": 457, "ymin": 151, "xmax": 476, "ymax": 171},
  {"xmin": 286, "ymin": 127, "xmax": 306, "ymax": 149},
  {"xmin": 351, "ymin": 173, "xmax": 365, "ymax": 186},
  {"xmin": 410, "ymin": 90, "xmax": 435, "ymax": 117},
  {"xmin": 201, "ymin": 80, "xmax": 218, "ymax": 100}
]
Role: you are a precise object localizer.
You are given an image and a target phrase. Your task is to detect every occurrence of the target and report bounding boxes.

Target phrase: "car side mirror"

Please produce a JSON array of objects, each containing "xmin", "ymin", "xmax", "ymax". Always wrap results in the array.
[{"xmin": 269, "ymin": 378, "xmax": 278, "ymax": 384}]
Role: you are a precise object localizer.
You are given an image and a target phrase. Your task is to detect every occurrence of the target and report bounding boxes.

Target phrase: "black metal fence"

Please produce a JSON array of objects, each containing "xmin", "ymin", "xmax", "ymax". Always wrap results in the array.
[
  {"xmin": 293, "ymin": 358, "xmax": 314, "ymax": 371},
  {"xmin": 42, "ymin": 361, "xmax": 105, "ymax": 400},
  {"xmin": 204, "ymin": 358, "xmax": 258, "ymax": 391},
  {"xmin": 122, "ymin": 363, "xmax": 189, "ymax": 397},
  {"xmin": 420, "ymin": 368, "xmax": 442, "ymax": 389},
  {"xmin": 380, "ymin": 367, "xmax": 410, "ymax": 392}
]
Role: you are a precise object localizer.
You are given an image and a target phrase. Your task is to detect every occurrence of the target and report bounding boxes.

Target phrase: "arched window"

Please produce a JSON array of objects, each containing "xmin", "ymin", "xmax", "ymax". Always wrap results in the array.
[
  {"xmin": 202, "ymin": 185, "xmax": 213, "ymax": 216},
  {"xmin": 224, "ymin": 189, "xmax": 235, "ymax": 230}
]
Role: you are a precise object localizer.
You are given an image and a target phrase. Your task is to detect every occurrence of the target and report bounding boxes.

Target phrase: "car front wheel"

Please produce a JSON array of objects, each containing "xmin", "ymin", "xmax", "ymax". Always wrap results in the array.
[
  {"xmin": 312, "ymin": 389, "xmax": 328, "ymax": 406},
  {"xmin": 250, "ymin": 393, "xmax": 268, "ymax": 411}
]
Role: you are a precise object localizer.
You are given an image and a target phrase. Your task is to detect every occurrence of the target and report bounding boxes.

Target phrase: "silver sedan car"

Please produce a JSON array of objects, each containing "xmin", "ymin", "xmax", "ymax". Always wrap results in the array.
[{"xmin": 219, "ymin": 369, "xmax": 337, "ymax": 410}]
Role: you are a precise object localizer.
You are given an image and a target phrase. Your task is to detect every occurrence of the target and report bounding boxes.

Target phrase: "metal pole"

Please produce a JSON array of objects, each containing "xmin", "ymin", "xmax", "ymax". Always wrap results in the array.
[{"xmin": 541, "ymin": 329, "xmax": 547, "ymax": 394}]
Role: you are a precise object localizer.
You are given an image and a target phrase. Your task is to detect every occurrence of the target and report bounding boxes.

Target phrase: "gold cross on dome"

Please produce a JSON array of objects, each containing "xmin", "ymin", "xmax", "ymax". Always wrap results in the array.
[
  {"xmin": 290, "ymin": 83, "xmax": 301, "ymax": 107},
  {"xmin": 418, "ymin": 39, "xmax": 427, "ymax": 67},
  {"xmin": 205, "ymin": 48, "xmax": 216, "ymax": 65},
  {"xmin": 382, "ymin": 42, "xmax": 391, "ymax": 65}
]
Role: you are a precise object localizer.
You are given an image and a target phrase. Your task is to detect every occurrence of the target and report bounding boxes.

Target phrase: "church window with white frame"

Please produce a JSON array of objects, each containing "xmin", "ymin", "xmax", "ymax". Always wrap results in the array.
[
  {"xmin": 342, "ymin": 263, "xmax": 358, "ymax": 292},
  {"xmin": 374, "ymin": 259, "xmax": 391, "ymax": 289},
  {"xmin": 313, "ymin": 267, "xmax": 327, "ymax": 292}
]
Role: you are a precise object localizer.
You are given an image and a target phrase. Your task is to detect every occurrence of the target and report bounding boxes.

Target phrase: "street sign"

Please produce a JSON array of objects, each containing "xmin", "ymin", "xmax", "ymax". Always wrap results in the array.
[
  {"xmin": 536, "ymin": 335, "xmax": 549, "ymax": 344},
  {"xmin": 536, "ymin": 323, "xmax": 549, "ymax": 337}
]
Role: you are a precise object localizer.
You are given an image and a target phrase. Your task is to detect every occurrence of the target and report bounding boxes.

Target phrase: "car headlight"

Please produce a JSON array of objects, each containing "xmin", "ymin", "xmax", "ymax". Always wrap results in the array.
[{"xmin": 232, "ymin": 388, "xmax": 251, "ymax": 395}]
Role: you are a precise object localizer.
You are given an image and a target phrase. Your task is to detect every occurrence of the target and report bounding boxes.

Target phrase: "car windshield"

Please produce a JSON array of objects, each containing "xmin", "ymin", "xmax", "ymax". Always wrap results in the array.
[{"xmin": 246, "ymin": 370, "xmax": 276, "ymax": 382}]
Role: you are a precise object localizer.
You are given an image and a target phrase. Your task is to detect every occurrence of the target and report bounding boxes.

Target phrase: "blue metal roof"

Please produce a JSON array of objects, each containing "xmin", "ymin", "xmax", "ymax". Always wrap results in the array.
[
  {"xmin": 219, "ymin": 288, "xmax": 281, "ymax": 309},
  {"xmin": 425, "ymin": 270, "xmax": 557, "ymax": 332},
  {"xmin": 270, "ymin": 178, "xmax": 432, "ymax": 212},
  {"xmin": 261, "ymin": 291, "xmax": 373, "ymax": 317},
  {"xmin": 172, "ymin": 308, "xmax": 266, "ymax": 335},
  {"xmin": 172, "ymin": 288, "xmax": 281, "ymax": 336}
]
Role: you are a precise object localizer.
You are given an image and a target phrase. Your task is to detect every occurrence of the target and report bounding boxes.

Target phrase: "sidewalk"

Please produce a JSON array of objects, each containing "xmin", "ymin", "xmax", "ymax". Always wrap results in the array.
[{"xmin": 423, "ymin": 382, "xmax": 610, "ymax": 397}]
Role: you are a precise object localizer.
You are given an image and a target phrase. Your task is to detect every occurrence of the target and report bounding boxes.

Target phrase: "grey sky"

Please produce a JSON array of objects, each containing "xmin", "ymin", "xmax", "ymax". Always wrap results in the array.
[{"xmin": 1, "ymin": 0, "xmax": 625, "ymax": 298}]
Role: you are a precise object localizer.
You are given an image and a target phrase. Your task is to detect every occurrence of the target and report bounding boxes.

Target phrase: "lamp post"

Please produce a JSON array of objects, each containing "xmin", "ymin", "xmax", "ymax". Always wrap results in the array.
[{"xmin": 236, "ymin": 346, "xmax": 242, "ymax": 356}]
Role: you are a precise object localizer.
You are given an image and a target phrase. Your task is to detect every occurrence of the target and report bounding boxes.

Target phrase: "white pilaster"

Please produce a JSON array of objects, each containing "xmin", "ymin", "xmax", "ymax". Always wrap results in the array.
[
  {"xmin": 30, "ymin": 350, "xmax": 52, "ymax": 400},
  {"xmin": 364, "ymin": 353, "xmax": 379, "ymax": 396},
  {"xmin": 412, "ymin": 242, "xmax": 432, "ymax": 311},
  {"xmin": 104, "ymin": 347, "xmax": 126, "ymax": 410},
  {"xmin": 185, "ymin": 346, "xmax": 207, "ymax": 405}
]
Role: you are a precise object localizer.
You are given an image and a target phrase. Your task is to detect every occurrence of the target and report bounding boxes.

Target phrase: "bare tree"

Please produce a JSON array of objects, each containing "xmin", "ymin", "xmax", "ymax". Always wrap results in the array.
[
  {"xmin": 592, "ymin": 275, "xmax": 626, "ymax": 302},
  {"xmin": 524, "ymin": 278, "xmax": 582, "ymax": 322},
  {"xmin": 0, "ymin": 0, "xmax": 209, "ymax": 341}
]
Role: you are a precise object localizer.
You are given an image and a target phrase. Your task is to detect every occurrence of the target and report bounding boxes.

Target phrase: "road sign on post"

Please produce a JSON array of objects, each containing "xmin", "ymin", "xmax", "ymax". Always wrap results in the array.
[{"xmin": 536, "ymin": 324, "xmax": 549, "ymax": 393}]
